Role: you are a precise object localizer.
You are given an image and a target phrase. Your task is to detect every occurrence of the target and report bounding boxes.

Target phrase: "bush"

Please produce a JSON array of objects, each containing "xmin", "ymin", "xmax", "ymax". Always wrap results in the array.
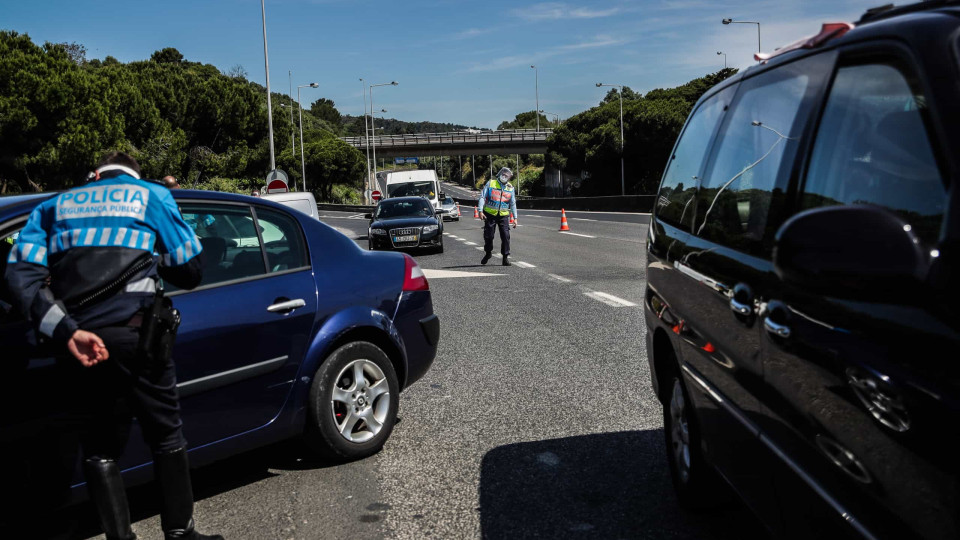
[{"xmin": 324, "ymin": 183, "xmax": 363, "ymax": 204}]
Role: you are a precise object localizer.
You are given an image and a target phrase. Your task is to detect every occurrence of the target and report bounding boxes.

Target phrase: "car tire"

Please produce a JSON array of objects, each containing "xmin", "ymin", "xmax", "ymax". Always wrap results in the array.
[
  {"xmin": 663, "ymin": 362, "xmax": 722, "ymax": 509},
  {"xmin": 304, "ymin": 341, "xmax": 400, "ymax": 462}
]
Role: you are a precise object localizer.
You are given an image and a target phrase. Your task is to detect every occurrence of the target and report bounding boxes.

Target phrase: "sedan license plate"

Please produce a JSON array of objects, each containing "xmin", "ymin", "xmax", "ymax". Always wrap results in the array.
[{"xmin": 395, "ymin": 235, "xmax": 418, "ymax": 243}]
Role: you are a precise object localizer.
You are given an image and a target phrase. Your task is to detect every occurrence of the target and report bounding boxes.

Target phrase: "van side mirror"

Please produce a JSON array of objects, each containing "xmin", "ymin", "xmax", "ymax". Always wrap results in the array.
[{"xmin": 773, "ymin": 205, "xmax": 927, "ymax": 301}]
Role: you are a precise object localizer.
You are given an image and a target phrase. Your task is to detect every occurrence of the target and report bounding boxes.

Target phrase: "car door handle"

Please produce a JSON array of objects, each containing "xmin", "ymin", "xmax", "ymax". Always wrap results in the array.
[
  {"xmin": 763, "ymin": 317, "xmax": 791, "ymax": 338},
  {"xmin": 267, "ymin": 298, "xmax": 306, "ymax": 313},
  {"xmin": 729, "ymin": 297, "xmax": 753, "ymax": 316},
  {"xmin": 729, "ymin": 283, "xmax": 754, "ymax": 317}
]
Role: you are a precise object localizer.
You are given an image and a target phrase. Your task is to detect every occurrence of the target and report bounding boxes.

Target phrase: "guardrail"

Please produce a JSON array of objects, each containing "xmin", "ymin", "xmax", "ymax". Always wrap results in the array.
[
  {"xmin": 450, "ymin": 195, "xmax": 657, "ymax": 213},
  {"xmin": 341, "ymin": 128, "xmax": 553, "ymax": 149}
]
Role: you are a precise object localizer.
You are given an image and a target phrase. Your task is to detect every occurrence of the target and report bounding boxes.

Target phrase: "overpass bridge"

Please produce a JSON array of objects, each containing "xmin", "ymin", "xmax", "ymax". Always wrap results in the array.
[{"xmin": 340, "ymin": 128, "xmax": 552, "ymax": 158}]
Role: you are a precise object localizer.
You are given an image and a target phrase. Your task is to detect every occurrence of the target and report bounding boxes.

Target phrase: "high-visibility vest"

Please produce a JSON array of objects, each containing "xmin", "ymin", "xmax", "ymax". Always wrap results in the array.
[{"xmin": 482, "ymin": 179, "xmax": 515, "ymax": 217}]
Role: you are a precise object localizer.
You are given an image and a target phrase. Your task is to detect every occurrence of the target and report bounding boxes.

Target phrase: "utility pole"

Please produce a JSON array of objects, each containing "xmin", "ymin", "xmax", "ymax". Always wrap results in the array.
[{"xmin": 260, "ymin": 0, "xmax": 275, "ymax": 170}]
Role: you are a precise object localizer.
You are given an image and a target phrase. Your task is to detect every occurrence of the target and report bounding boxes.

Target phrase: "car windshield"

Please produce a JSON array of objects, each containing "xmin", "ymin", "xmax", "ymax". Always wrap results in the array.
[
  {"xmin": 387, "ymin": 181, "xmax": 435, "ymax": 198},
  {"xmin": 443, "ymin": 197, "xmax": 454, "ymax": 205},
  {"xmin": 375, "ymin": 200, "xmax": 434, "ymax": 219}
]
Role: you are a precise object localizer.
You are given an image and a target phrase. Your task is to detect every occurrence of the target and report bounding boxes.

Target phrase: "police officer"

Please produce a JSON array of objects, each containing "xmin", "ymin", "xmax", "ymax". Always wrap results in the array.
[
  {"xmin": 4, "ymin": 152, "xmax": 221, "ymax": 540},
  {"xmin": 477, "ymin": 167, "xmax": 518, "ymax": 266}
]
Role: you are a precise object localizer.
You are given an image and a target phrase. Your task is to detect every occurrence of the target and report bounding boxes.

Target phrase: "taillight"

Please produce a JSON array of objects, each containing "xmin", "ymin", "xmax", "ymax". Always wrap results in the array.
[{"xmin": 402, "ymin": 253, "xmax": 429, "ymax": 291}]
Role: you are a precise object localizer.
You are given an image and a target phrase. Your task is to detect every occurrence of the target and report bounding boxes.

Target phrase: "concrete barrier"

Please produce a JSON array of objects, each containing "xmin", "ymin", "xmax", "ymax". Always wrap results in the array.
[
  {"xmin": 452, "ymin": 195, "xmax": 656, "ymax": 213},
  {"xmin": 317, "ymin": 203, "xmax": 375, "ymax": 213}
]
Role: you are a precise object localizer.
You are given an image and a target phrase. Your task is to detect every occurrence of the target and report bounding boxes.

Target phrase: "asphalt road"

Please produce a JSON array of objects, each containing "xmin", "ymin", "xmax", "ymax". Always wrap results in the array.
[{"xmin": 74, "ymin": 210, "xmax": 768, "ymax": 540}]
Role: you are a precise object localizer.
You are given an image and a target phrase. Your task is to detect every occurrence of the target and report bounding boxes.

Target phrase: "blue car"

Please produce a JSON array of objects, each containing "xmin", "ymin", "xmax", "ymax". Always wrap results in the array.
[{"xmin": 0, "ymin": 189, "xmax": 439, "ymax": 509}]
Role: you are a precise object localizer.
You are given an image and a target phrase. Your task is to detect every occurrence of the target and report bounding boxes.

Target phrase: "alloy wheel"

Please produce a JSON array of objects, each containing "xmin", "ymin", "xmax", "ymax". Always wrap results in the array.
[{"xmin": 330, "ymin": 359, "xmax": 391, "ymax": 443}]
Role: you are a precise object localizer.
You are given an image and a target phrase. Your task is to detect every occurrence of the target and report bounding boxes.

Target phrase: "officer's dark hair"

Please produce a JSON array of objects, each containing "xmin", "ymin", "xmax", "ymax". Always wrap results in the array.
[{"xmin": 98, "ymin": 151, "xmax": 141, "ymax": 176}]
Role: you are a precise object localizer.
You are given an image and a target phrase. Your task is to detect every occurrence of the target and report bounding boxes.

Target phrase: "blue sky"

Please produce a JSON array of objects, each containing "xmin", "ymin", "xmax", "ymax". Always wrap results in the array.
[{"xmin": 4, "ymin": 0, "xmax": 879, "ymax": 128}]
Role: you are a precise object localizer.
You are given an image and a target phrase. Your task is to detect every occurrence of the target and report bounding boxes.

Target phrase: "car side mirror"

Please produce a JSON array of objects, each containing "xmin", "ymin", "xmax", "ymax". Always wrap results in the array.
[
  {"xmin": 439, "ymin": 193, "xmax": 446, "ymax": 200},
  {"xmin": 364, "ymin": 213, "xmax": 372, "ymax": 220},
  {"xmin": 773, "ymin": 205, "xmax": 927, "ymax": 301},
  {"xmin": 435, "ymin": 209, "xmax": 443, "ymax": 215}
]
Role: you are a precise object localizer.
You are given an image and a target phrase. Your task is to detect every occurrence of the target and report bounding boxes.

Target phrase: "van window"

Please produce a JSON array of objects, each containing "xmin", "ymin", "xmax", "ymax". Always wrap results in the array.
[
  {"xmin": 388, "ymin": 181, "xmax": 436, "ymax": 199},
  {"xmin": 656, "ymin": 86, "xmax": 734, "ymax": 230},
  {"xmin": 801, "ymin": 63, "xmax": 945, "ymax": 249},
  {"xmin": 695, "ymin": 61, "xmax": 816, "ymax": 255}
]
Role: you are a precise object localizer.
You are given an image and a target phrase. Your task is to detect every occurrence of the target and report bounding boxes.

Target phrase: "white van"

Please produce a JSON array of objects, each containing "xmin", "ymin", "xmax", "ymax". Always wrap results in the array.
[
  {"xmin": 379, "ymin": 170, "xmax": 442, "ymax": 211},
  {"xmin": 261, "ymin": 191, "xmax": 319, "ymax": 220}
]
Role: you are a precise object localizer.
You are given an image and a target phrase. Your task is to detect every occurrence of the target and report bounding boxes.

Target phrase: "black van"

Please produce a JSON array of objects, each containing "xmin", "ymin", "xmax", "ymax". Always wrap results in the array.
[{"xmin": 644, "ymin": 3, "xmax": 959, "ymax": 539}]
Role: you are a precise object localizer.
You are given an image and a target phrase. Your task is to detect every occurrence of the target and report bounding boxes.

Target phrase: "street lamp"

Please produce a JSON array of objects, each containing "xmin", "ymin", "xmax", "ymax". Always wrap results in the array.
[
  {"xmin": 540, "ymin": 109, "xmax": 560, "ymax": 128},
  {"xmin": 530, "ymin": 65, "xmax": 540, "ymax": 132},
  {"xmin": 297, "ymin": 82, "xmax": 319, "ymax": 192},
  {"xmin": 722, "ymin": 18, "xmax": 761, "ymax": 56},
  {"xmin": 260, "ymin": 0, "xmax": 276, "ymax": 170},
  {"xmin": 596, "ymin": 82, "xmax": 626, "ymax": 196},
  {"xmin": 717, "ymin": 51, "xmax": 727, "ymax": 69},
  {"xmin": 369, "ymin": 81, "xmax": 398, "ymax": 183},
  {"xmin": 360, "ymin": 78, "xmax": 372, "ymax": 202}
]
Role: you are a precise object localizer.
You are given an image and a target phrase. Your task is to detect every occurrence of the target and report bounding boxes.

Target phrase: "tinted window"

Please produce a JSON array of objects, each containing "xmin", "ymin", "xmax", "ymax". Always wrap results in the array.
[
  {"xmin": 255, "ymin": 208, "xmax": 309, "ymax": 273},
  {"xmin": 180, "ymin": 204, "xmax": 266, "ymax": 287},
  {"xmin": 376, "ymin": 200, "xmax": 434, "ymax": 219},
  {"xmin": 802, "ymin": 63, "xmax": 945, "ymax": 248},
  {"xmin": 388, "ymin": 181, "xmax": 436, "ymax": 198},
  {"xmin": 696, "ymin": 61, "xmax": 816, "ymax": 255},
  {"xmin": 656, "ymin": 86, "xmax": 734, "ymax": 230}
]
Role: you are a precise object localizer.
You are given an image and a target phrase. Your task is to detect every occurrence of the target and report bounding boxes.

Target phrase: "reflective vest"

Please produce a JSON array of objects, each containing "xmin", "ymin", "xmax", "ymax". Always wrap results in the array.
[{"xmin": 482, "ymin": 179, "xmax": 515, "ymax": 217}]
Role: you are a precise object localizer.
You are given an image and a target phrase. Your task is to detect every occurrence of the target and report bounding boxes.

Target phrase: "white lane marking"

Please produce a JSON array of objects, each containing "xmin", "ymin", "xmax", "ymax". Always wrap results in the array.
[
  {"xmin": 559, "ymin": 232, "xmax": 596, "ymax": 238},
  {"xmin": 475, "ymin": 247, "xmax": 486, "ymax": 251},
  {"xmin": 448, "ymin": 235, "xmax": 460, "ymax": 239},
  {"xmin": 584, "ymin": 290, "xmax": 637, "ymax": 307},
  {"xmin": 514, "ymin": 261, "xmax": 536, "ymax": 268},
  {"xmin": 492, "ymin": 253, "xmax": 502, "ymax": 258},
  {"xmin": 518, "ymin": 209, "xmax": 651, "ymax": 216},
  {"xmin": 347, "ymin": 213, "xmax": 367, "ymax": 219},
  {"xmin": 548, "ymin": 274, "xmax": 572, "ymax": 283},
  {"xmin": 465, "ymin": 241, "xmax": 478, "ymax": 246},
  {"xmin": 571, "ymin": 218, "xmax": 597, "ymax": 222},
  {"xmin": 423, "ymin": 269, "xmax": 504, "ymax": 278}
]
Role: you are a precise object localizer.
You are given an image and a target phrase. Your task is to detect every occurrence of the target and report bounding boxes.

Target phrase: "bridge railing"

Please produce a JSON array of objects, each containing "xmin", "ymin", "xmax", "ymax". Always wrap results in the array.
[{"xmin": 341, "ymin": 128, "xmax": 553, "ymax": 148}]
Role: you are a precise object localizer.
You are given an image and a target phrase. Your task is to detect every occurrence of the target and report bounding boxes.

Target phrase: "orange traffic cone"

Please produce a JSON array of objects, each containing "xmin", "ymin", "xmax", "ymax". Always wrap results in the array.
[
  {"xmin": 559, "ymin": 209, "xmax": 570, "ymax": 231},
  {"xmin": 474, "ymin": 206, "xmax": 480, "ymax": 219},
  {"xmin": 456, "ymin": 202, "xmax": 460, "ymax": 215}
]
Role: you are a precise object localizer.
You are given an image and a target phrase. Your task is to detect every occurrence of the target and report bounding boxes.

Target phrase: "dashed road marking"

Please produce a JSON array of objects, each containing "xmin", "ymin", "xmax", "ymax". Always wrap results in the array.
[
  {"xmin": 514, "ymin": 261, "xmax": 536, "ymax": 268},
  {"xmin": 465, "ymin": 241, "xmax": 478, "ymax": 246},
  {"xmin": 571, "ymin": 218, "xmax": 597, "ymax": 222},
  {"xmin": 559, "ymin": 232, "xmax": 596, "ymax": 239},
  {"xmin": 584, "ymin": 290, "xmax": 637, "ymax": 307},
  {"xmin": 423, "ymin": 269, "xmax": 504, "ymax": 278},
  {"xmin": 548, "ymin": 274, "xmax": 572, "ymax": 283},
  {"xmin": 475, "ymin": 247, "xmax": 485, "ymax": 251}
]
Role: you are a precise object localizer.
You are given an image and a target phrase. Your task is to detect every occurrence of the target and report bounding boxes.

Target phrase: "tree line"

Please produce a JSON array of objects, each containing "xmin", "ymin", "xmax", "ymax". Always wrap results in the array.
[{"xmin": 0, "ymin": 31, "xmax": 365, "ymax": 201}]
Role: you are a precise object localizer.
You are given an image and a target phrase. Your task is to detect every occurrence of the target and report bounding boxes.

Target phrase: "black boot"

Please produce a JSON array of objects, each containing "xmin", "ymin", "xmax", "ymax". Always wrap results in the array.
[
  {"xmin": 481, "ymin": 252, "xmax": 492, "ymax": 265},
  {"xmin": 83, "ymin": 458, "xmax": 137, "ymax": 540},
  {"xmin": 502, "ymin": 255, "xmax": 511, "ymax": 266},
  {"xmin": 153, "ymin": 448, "xmax": 223, "ymax": 540}
]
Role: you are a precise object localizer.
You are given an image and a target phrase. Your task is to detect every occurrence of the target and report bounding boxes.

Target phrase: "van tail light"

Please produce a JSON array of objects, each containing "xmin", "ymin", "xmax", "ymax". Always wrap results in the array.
[{"xmin": 402, "ymin": 253, "xmax": 429, "ymax": 291}]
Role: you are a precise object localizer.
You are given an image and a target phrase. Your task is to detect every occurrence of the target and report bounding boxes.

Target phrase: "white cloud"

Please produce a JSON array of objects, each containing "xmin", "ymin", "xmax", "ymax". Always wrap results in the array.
[
  {"xmin": 512, "ymin": 2, "xmax": 620, "ymax": 21},
  {"xmin": 454, "ymin": 28, "xmax": 492, "ymax": 40}
]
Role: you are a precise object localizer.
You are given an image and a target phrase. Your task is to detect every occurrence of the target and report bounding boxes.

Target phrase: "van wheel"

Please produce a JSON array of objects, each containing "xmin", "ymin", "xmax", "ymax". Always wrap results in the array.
[
  {"xmin": 664, "ymin": 371, "xmax": 721, "ymax": 509},
  {"xmin": 304, "ymin": 342, "xmax": 399, "ymax": 461}
]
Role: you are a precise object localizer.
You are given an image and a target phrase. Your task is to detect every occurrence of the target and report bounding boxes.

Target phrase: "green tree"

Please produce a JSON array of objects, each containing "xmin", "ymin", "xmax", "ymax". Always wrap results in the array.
[
  {"xmin": 150, "ymin": 47, "xmax": 184, "ymax": 64},
  {"xmin": 309, "ymin": 98, "xmax": 342, "ymax": 129}
]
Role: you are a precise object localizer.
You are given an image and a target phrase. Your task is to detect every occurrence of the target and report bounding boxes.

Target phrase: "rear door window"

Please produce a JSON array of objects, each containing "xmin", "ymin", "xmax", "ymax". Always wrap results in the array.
[
  {"xmin": 655, "ymin": 86, "xmax": 735, "ymax": 230},
  {"xmin": 254, "ymin": 207, "xmax": 309, "ymax": 273},
  {"xmin": 179, "ymin": 204, "xmax": 266, "ymax": 288},
  {"xmin": 695, "ymin": 55, "xmax": 829, "ymax": 256},
  {"xmin": 800, "ymin": 62, "xmax": 945, "ymax": 249}
]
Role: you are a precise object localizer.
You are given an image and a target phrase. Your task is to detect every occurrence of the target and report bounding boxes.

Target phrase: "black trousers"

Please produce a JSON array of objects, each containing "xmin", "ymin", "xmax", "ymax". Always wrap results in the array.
[
  {"xmin": 59, "ymin": 325, "xmax": 186, "ymax": 460},
  {"xmin": 483, "ymin": 214, "xmax": 511, "ymax": 256}
]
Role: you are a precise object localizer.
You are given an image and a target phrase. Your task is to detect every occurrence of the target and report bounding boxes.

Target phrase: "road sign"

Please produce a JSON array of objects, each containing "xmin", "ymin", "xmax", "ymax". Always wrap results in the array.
[
  {"xmin": 394, "ymin": 157, "xmax": 419, "ymax": 164},
  {"xmin": 371, "ymin": 190, "xmax": 382, "ymax": 202},
  {"xmin": 265, "ymin": 169, "xmax": 289, "ymax": 193}
]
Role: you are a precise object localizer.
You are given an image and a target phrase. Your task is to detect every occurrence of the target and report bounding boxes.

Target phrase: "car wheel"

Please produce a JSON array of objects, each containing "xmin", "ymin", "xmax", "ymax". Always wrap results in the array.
[
  {"xmin": 664, "ymin": 370, "xmax": 721, "ymax": 509},
  {"xmin": 305, "ymin": 341, "xmax": 400, "ymax": 461}
]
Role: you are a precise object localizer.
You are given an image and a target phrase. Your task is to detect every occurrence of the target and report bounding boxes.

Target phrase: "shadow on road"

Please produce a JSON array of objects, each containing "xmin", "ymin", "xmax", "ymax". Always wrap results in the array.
[{"xmin": 479, "ymin": 429, "xmax": 770, "ymax": 540}]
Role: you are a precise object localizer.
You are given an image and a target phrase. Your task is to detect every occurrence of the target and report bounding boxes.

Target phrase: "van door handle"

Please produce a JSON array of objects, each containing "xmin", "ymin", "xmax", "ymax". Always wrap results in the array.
[{"xmin": 267, "ymin": 298, "xmax": 306, "ymax": 313}]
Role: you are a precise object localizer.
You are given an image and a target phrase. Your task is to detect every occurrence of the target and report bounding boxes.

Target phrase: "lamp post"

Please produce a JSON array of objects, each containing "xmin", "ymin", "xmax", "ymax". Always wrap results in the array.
[
  {"xmin": 260, "ymin": 0, "xmax": 276, "ymax": 170},
  {"xmin": 717, "ymin": 51, "xmax": 727, "ymax": 69},
  {"xmin": 530, "ymin": 65, "xmax": 540, "ymax": 132},
  {"xmin": 722, "ymin": 18, "xmax": 761, "ymax": 56},
  {"xmin": 360, "ymin": 78, "xmax": 371, "ymax": 202},
  {"xmin": 596, "ymin": 83, "xmax": 626, "ymax": 196},
  {"xmin": 369, "ymin": 81, "xmax": 398, "ymax": 183},
  {"xmin": 540, "ymin": 109, "xmax": 560, "ymax": 128},
  {"xmin": 288, "ymin": 71, "xmax": 295, "ymax": 153},
  {"xmin": 297, "ymin": 82, "xmax": 319, "ymax": 191}
]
